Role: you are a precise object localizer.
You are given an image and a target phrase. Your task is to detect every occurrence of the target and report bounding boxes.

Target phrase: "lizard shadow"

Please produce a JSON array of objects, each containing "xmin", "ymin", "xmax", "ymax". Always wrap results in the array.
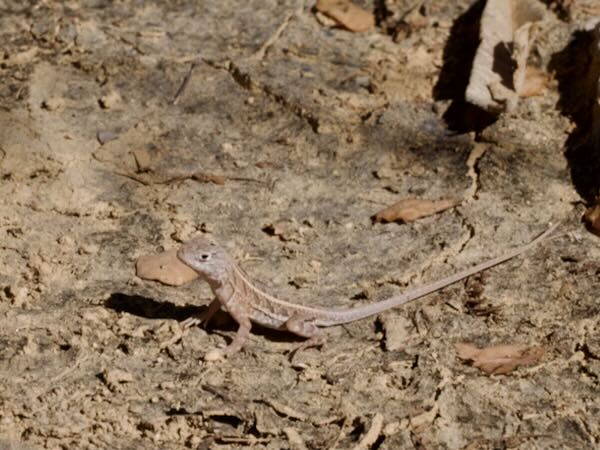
[
  {"xmin": 105, "ymin": 293, "xmax": 205, "ymax": 321},
  {"xmin": 104, "ymin": 293, "xmax": 302, "ymax": 344}
]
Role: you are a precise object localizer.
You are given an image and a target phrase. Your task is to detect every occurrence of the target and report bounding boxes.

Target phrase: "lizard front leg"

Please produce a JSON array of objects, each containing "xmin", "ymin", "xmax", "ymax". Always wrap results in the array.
[
  {"xmin": 181, "ymin": 298, "xmax": 221, "ymax": 329},
  {"xmin": 203, "ymin": 300, "xmax": 253, "ymax": 360}
]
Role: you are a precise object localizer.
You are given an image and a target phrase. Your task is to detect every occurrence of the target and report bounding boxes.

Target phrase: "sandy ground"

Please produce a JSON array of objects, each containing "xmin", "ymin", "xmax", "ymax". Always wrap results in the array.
[{"xmin": 1, "ymin": 0, "xmax": 599, "ymax": 448}]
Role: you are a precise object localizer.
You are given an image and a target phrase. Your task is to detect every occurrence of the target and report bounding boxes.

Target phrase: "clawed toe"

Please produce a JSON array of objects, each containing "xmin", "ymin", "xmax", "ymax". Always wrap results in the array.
[
  {"xmin": 286, "ymin": 336, "xmax": 326, "ymax": 359},
  {"xmin": 181, "ymin": 316, "xmax": 203, "ymax": 329}
]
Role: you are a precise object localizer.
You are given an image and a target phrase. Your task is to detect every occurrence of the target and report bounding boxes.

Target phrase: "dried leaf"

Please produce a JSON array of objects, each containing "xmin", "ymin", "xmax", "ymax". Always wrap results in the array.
[
  {"xmin": 136, "ymin": 248, "xmax": 198, "ymax": 286},
  {"xmin": 315, "ymin": 0, "xmax": 375, "ymax": 33},
  {"xmin": 255, "ymin": 160, "xmax": 277, "ymax": 169},
  {"xmin": 455, "ymin": 342, "xmax": 546, "ymax": 375},
  {"xmin": 584, "ymin": 203, "xmax": 600, "ymax": 236},
  {"xmin": 517, "ymin": 66, "xmax": 548, "ymax": 97},
  {"xmin": 373, "ymin": 198, "xmax": 461, "ymax": 224},
  {"xmin": 465, "ymin": 0, "xmax": 544, "ymax": 112}
]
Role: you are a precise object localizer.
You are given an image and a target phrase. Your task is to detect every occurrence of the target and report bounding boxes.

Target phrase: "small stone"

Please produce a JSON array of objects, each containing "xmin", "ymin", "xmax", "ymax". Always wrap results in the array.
[
  {"xmin": 221, "ymin": 142, "xmax": 234, "ymax": 152},
  {"xmin": 57, "ymin": 235, "xmax": 75, "ymax": 246},
  {"xmin": 41, "ymin": 97, "xmax": 65, "ymax": 111},
  {"xmin": 99, "ymin": 91, "xmax": 122, "ymax": 109},
  {"xmin": 79, "ymin": 243, "xmax": 100, "ymax": 255},
  {"xmin": 136, "ymin": 249, "xmax": 198, "ymax": 286},
  {"xmin": 159, "ymin": 381, "xmax": 175, "ymax": 390},
  {"xmin": 12, "ymin": 286, "xmax": 29, "ymax": 308},
  {"xmin": 97, "ymin": 130, "xmax": 119, "ymax": 145},
  {"xmin": 204, "ymin": 349, "xmax": 225, "ymax": 361}
]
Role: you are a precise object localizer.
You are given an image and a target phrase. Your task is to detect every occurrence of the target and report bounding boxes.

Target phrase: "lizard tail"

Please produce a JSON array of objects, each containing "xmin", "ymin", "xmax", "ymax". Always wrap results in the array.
[{"xmin": 316, "ymin": 222, "xmax": 559, "ymax": 326}]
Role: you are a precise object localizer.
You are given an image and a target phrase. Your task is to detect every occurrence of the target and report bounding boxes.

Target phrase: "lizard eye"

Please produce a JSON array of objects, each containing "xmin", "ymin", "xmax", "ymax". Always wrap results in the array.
[{"xmin": 199, "ymin": 253, "xmax": 211, "ymax": 261}]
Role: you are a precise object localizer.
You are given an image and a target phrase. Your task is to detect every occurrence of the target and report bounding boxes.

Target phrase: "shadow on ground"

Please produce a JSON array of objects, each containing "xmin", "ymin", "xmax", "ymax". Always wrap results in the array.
[
  {"xmin": 550, "ymin": 26, "xmax": 600, "ymax": 204},
  {"xmin": 432, "ymin": 0, "xmax": 497, "ymax": 133}
]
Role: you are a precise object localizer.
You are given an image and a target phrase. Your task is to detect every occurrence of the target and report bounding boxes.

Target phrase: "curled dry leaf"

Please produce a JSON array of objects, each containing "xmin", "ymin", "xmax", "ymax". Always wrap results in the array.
[
  {"xmin": 465, "ymin": 0, "xmax": 545, "ymax": 112},
  {"xmin": 455, "ymin": 342, "xmax": 546, "ymax": 375},
  {"xmin": 517, "ymin": 66, "xmax": 548, "ymax": 97},
  {"xmin": 373, "ymin": 197, "xmax": 461, "ymax": 224},
  {"xmin": 136, "ymin": 248, "xmax": 198, "ymax": 286},
  {"xmin": 315, "ymin": 0, "xmax": 375, "ymax": 33}
]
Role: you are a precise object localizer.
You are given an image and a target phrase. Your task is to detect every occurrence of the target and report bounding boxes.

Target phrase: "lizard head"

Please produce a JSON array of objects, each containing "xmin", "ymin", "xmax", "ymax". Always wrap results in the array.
[{"xmin": 177, "ymin": 237, "xmax": 232, "ymax": 286}]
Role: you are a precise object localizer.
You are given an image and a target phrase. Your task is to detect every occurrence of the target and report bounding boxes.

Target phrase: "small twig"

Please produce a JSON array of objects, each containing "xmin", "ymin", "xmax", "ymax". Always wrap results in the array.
[
  {"xmin": 217, "ymin": 435, "xmax": 271, "ymax": 444},
  {"xmin": 113, "ymin": 171, "xmax": 152, "ymax": 185},
  {"xmin": 113, "ymin": 170, "xmax": 267, "ymax": 186},
  {"xmin": 172, "ymin": 62, "xmax": 197, "ymax": 105},
  {"xmin": 251, "ymin": 1, "xmax": 305, "ymax": 60},
  {"xmin": 328, "ymin": 415, "xmax": 349, "ymax": 449},
  {"xmin": 252, "ymin": 13, "xmax": 295, "ymax": 61},
  {"xmin": 202, "ymin": 383, "xmax": 236, "ymax": 403},
  {"xmin": 260, "ymin": 398, "xmax": 309, "ymax": 422}
]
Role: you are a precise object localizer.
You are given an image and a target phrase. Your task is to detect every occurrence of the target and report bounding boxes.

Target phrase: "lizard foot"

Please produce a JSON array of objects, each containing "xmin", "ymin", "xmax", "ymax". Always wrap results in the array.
[
  {"xmin": 286, "ymin": 335, "xmax": 326, "ymax": 359},
  {"xmin": 180, "ymin": 298, "xmax": 220, "ymax": 330},
  {"xmin": 181, "ymin": 316, "xmax": 203, "ymax": 329}
]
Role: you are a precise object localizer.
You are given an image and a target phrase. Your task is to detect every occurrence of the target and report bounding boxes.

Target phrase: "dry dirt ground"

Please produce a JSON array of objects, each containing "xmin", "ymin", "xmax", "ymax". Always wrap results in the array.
[{"xmin": 1, "ymin": 0, "xmax": 600, "ymax": 449}]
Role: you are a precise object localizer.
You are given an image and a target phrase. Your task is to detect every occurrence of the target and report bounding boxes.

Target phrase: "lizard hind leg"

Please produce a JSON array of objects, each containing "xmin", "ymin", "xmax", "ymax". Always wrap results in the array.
[{"xmin": 284, "ymin": 315, "xmax": 326, "ymax": 355}]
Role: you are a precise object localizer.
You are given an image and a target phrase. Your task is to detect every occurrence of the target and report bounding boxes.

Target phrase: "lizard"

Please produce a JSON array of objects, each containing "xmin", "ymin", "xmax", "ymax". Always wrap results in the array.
[{"xmin": 176, "ymin": 223, "xmax": 558, "ymax": 358}]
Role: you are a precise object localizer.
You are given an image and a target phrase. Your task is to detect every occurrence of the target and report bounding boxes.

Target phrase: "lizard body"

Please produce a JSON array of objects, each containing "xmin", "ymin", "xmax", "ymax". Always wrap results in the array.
[{"xmin": 177, "ymin": 224, "xmax": 557, "ymax": 356}]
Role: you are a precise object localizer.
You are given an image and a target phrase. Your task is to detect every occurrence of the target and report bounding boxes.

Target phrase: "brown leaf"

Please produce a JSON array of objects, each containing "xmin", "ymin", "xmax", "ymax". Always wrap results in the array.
[
  {"xmin": 465, "ymin": 0, "xmax": 544, "ymax": 112},
  {"xmin": 373, "ymin": 198, "xmax": 461, "ymax": 224},
  {"xmin": 455, "ymin": 342, "xmax": 546, "ymax": 375},
  {"xmin": 517, "ymin": 66, "xmax": 548, "ymax": 97},
  {"xmin": 136, "ymin": 249, "xmax": 198, "ymax": 286},
  {"xmin": 584, "ymin": 203, "xmax": 600, "ymax": 236},
  {"xmin": 255, "ymin": 160, "xmax": 277, "ymax": 169},
  {"xmin": 315, "ymin": 0, "xmax": 375, "ymax": 33}
]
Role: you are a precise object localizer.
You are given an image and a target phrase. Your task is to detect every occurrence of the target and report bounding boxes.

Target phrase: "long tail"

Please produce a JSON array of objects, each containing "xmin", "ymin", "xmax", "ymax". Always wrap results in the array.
[{"xmin": 319, "ymin": 222, "xmax": 559, "ymax": 326}]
